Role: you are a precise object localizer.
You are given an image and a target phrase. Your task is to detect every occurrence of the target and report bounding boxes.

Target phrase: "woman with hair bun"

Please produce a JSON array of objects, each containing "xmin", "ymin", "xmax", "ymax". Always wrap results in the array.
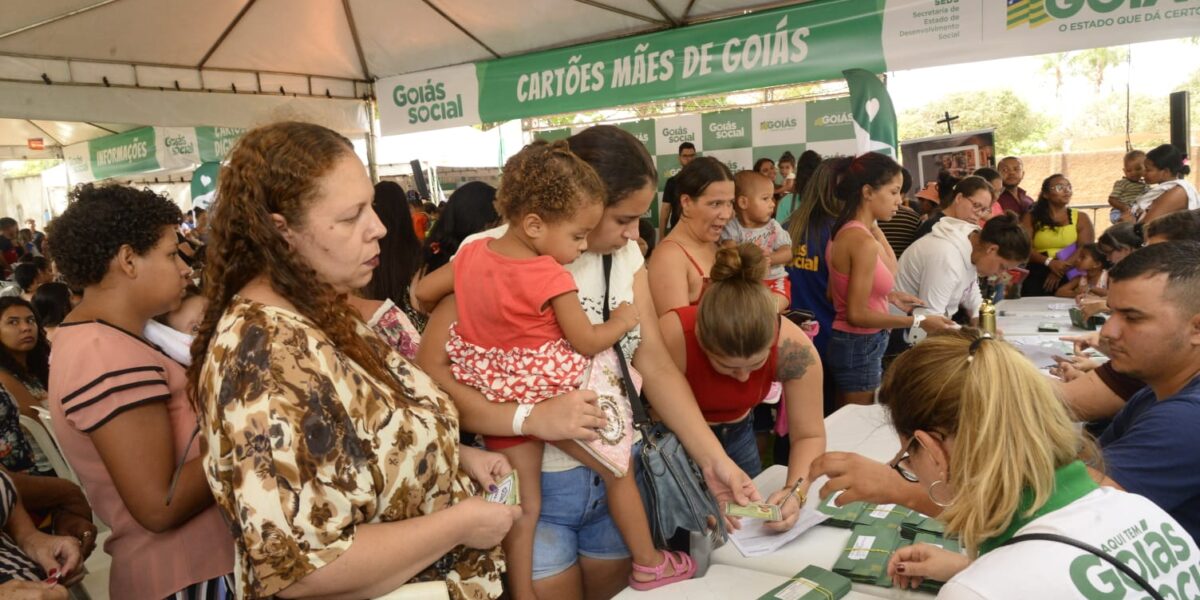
[
  {"xmin": 1135, "ymin": 143, "xmax": 1199, "ymax": 224},
  {"xmin": 659, "ymin": 243, "xmax": 825, "ymax": 527}
]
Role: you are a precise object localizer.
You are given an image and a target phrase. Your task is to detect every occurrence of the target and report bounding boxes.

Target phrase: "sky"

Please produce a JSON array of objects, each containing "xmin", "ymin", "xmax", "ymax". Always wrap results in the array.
[{"xmin": 886, "ymin": 38, "xmax": 1200, "ymax": 118}]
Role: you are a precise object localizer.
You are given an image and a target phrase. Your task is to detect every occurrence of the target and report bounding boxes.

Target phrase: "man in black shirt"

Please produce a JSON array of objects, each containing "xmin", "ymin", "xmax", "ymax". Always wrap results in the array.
[{"xmin": 660, "ymin": 142, "xmax": 696, "ymax": 238}]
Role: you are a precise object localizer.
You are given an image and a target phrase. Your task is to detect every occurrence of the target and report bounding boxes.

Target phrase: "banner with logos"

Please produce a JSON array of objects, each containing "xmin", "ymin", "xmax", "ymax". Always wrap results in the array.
[
  {"xmin": 64, "ymin": 126, "xmax": 245, "ymax": 183},
  {"xmin": 533, "ymin": 97, "xmax": 859, "ymax": 228},
  {"xmin": 379, "ymin": 0, "xmax": 1200, "ymax": 135}
]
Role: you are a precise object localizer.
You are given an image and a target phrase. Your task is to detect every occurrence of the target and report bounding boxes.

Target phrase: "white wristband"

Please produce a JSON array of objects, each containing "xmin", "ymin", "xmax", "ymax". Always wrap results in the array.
[
  {"xmin": 911, "ymin": 313, "xmax": 926, "ymax": 330},
  {"xmin": 512, "ymin": 404, "xmax": 535, "ymax": 436}
]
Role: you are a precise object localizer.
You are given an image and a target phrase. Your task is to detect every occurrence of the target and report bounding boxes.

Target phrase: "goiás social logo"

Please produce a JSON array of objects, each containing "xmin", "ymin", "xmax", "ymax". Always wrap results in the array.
[
  {"xmin": 708, "ymin": 119, "xmax": 746, "ymax": 140},
  {"xmin": 662, "ymin": 126, "xmax": 696, "ymax": 144},
  {"xmin": 394, "ymin": 79, "xmax": 464, "ymax": 125}
]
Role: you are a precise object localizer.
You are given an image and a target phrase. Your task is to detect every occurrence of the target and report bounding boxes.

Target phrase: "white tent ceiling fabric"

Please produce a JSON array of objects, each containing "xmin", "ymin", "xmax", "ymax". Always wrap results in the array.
[{"xmin": 0, "ymin": 0, "xmax": 806, "ymax": 148}]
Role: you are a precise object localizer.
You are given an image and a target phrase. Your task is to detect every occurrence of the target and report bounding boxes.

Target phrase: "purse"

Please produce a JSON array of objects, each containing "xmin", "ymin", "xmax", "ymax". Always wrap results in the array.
[{"xmin": 602, "ymin": 254, "xmax": 726, "ymax": 548}]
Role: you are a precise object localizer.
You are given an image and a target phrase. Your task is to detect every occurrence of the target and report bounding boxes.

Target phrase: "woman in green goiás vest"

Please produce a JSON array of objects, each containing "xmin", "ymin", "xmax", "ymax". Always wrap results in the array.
[{"xmin": 877, "ymin": 330, "xmax": 1200, "ymax": 597}]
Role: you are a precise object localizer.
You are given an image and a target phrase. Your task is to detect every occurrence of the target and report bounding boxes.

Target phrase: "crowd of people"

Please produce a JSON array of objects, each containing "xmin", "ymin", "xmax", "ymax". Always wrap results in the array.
[{"xmin": 0, "ymin": 119, "xmax": 1193, "ymax": 600}]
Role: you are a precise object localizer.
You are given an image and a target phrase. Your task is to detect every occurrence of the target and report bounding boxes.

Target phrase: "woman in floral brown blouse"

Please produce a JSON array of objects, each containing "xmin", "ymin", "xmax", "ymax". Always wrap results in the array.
[{"xmin": 189, "ymin": 121, "xmax": 519, "ymax": 600}]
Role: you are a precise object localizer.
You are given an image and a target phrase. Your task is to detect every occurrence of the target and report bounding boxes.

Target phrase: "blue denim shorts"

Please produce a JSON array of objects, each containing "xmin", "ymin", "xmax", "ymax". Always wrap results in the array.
[
  {"xmin": 709, "ymin": 412, "xmax": 762, "ymax": 478},
  {"xmin": 531, "ymin": 465, "xmax": 631, "ymax": 579},
  {"xmin": 827, "ymin": 329, "xmax": 889, "ymax": 393}
]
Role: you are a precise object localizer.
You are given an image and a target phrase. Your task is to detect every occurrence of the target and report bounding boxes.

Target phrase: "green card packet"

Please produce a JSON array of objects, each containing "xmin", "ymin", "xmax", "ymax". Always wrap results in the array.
[
  {"xmin": 911, "ymin": 532, "xmax": 963, "ymax": 592},
  {"xmin": 817, "ymin": 494, "xmax": 866, "ymax": 528},
  {"xmin": 832, "ymin": 525, "xmax": 902, "ymax": 587},
  {"xmin": 756, "ymin": 565, "xmax": 852, "ymax": 600},
  {"xmin": 900, "ymin": 512, "xmax": 945, "ymax": 539},
  {"xmin": 852, "ymin": 503, "xmax": 914, "ymax": 530},
  {"xmin": 913, "ymin": 532, "xmax": 961, "ymax": 555}
]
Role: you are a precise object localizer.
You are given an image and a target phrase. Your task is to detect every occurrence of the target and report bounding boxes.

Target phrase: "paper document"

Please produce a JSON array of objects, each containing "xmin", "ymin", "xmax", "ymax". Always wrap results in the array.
[{"xmin": 730, "ymin": 499, "xmax": 829, "ymax": 557}]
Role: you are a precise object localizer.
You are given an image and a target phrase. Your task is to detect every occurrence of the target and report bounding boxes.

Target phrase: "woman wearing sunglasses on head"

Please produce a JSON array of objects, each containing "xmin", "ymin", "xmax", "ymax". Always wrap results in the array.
[
  {"xmin": 875, "ymin": 331, "xmax": 1198, "ymax": 598},
  {"xmin": 1020, "ymin": 175, "xmax": 1095, "ymax": 296}
]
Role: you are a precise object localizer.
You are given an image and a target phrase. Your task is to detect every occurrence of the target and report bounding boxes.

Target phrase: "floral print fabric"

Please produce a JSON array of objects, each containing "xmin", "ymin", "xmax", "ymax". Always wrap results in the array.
[{"xmin": 197, "ymin": 297, "xmax": 502, "ymax": 599}]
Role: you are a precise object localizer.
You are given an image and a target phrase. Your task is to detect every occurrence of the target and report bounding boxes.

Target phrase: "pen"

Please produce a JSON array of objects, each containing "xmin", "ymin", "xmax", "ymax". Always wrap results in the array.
[{"xmin": 784, "ymin": 478, "xmax": 805, "ymax": 508}]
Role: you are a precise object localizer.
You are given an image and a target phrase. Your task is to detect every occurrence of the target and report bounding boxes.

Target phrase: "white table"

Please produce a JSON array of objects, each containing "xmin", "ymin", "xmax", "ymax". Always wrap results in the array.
[
  {"xmin": 705, "ymin": 405, "xmax": 933, "ymax": 599},
  {"xmin": 995, "ymin": 296, "xmax": 1107, "ymax": 369},
  {"xmin": 995, "ymin": 296, "xmax": 1081, "ymax": 336},
  {"xmin": 613, "ymin": 564, "xmax": 882, "ymax": 600}
]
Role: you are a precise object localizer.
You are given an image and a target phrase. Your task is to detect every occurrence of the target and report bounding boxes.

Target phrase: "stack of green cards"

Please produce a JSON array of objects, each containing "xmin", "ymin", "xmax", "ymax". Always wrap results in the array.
[
  {"xmin": 852, "ymin": 503, "xmax": 914, "ymax": 531},
  {"xmin": 910, "ymin": 532, "xmax": 962, "ymax": 593},
  {"xmin": 900, "ymin": 512, "xmax": 945, "ymax": 539},
  {"xmin": 817, "ymin": 494, "xmax": 866, "ymax": 528},
  {"xmin": 756, "ymin": 565, "xmax": 852, "ymax": 600},
  {"xmin": 832, "ymin": 525, "xmax": 901, "ymax": 588}
]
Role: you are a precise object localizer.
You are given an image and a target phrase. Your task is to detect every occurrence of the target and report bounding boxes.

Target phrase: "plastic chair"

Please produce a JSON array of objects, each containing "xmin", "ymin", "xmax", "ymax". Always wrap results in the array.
[{"xmin": 19, "ymin": 413, "xmax": 78, "ymax": 486}]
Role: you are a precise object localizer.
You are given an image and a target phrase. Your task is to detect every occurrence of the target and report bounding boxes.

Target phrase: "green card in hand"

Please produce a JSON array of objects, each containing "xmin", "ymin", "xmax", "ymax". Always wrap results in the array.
[
  {"xmin": 725, "ymin": 501, "xmax": 783, "ymax": 521},
  {"xmin": 911, "ymin": 532, "xmax": 963, "ymax": 592},
  {"xmin": 756, "ymin": 565, "xmax": 852, "ymax": 600}
]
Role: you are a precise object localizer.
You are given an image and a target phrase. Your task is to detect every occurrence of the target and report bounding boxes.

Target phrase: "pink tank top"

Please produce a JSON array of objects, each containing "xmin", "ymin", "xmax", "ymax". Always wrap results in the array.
[{"xmin": 827, "ymin": 221, "xmax": 893, "ymax": 334}]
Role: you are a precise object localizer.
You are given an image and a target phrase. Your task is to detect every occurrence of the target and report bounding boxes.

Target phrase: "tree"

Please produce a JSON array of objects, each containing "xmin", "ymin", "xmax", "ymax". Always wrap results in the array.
[
  {"xmin": 1040, "ymin": 52, "xmax": 1071, "ymax": 99},
  {"xmin": 0, "ymin": 159, "xmax": 61, "ymax": 179},
  {"xmin": 898, "ymin": 90, "xmax": 1052, "ymax": 155},
  {"xmin": 1069, "ymin": 47, "xmax": 1128, "ymax": 93}
]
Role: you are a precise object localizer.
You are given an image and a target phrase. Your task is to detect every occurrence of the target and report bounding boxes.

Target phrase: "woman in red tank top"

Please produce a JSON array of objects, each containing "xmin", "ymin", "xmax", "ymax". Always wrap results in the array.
[
  {"xmin": 660, "ymin": 243, "xmax": 826, "ymax": 532},
  {"xmin": 648, "ymin": 157, "xmax": 735, "ymax": 316}
]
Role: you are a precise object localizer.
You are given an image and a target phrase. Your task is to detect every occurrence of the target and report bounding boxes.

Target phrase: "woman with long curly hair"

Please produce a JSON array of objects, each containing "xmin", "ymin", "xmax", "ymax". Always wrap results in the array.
[{"xmin": 189, "ymin": 121, "xmax": 517, "ymax": 599}]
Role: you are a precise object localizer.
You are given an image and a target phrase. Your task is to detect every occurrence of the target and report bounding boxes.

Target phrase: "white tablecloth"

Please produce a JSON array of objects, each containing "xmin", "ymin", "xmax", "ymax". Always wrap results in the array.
[
  {"xmin": 667, "ymin": 405, "xmax": 926, "ymax": 599},
  {"xmin": 995, "ymin": 296, "xmax": 1081, "ymax": 336},
  {"xmin": 613, "ymin": 564, "xmax": 882, "ymax": 599},
  {"xmin": 614, "ymin": 405, "xmax": 931, "ymax": 598}
]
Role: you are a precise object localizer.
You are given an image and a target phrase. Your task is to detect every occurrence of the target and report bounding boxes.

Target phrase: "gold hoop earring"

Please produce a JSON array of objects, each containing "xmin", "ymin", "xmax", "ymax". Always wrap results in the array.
[{"xmin": 928, "ymin": 480, "xmax": 953, "ymax": 508}]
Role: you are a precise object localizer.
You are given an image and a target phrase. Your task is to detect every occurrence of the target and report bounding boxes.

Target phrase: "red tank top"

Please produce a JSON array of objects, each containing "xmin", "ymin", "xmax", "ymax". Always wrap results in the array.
[{"xmin": 673, "ymin": 305, "xmax": 780, "ymax": 423}]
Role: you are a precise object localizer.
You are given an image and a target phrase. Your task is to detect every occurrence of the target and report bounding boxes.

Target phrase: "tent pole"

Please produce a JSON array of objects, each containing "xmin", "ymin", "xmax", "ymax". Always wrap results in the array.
[{"xmin": 365, "ymin": 83, "xmax": 380, "ymax": 184}]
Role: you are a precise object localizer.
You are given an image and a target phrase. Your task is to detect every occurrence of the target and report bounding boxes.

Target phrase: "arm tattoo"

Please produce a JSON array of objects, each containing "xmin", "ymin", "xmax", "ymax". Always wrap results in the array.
[{"xmin": 776, "ymin": 338, "xmax": 816, "ymax": 381}]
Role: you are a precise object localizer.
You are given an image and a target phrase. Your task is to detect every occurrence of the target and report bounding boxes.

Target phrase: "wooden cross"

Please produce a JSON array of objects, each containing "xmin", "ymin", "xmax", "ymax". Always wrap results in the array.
[{"xmin": 937, "ymin": 111, "xmax": 959, "ymax": 135}]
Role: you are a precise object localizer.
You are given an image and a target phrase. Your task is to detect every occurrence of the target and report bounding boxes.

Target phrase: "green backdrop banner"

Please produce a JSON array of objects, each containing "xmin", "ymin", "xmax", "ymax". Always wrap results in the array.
[
  {"xmin": 476, "ymin": 0, "xmax": 885, "ymax": 123},
  {"xmin": 535, "ymin": 97, "xmax": 859, "ymax": 228},
  {"xmin": 379, "ymin": 0, "xmax": 1200, "ymax": 135}
]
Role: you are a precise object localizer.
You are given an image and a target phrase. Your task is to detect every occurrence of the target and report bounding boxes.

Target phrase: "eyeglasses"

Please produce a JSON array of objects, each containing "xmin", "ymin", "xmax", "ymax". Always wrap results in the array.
[
  {"xmin": 888, "ymin": 437, "xmax": 920, "ymax": 483},
  {"xmin": 1052, "ymin": 183, "xmax": 1073, "ymax": 193}
]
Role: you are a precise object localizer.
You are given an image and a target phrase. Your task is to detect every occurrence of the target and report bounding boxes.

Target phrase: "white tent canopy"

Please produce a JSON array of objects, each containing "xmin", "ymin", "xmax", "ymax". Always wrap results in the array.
[{"xmin": 0, "ymin": 0, "xmax": 803, "ymax": 156}]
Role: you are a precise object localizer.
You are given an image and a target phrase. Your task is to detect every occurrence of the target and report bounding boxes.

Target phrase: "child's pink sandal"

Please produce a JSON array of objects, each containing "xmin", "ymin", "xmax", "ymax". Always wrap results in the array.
[{"xmin": 627, "ymin": 550, "xmax": 697, "ymax": 591}]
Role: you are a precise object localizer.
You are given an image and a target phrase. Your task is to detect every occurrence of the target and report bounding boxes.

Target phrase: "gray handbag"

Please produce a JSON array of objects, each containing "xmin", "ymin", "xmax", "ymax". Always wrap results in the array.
[{"xmin": 602, "ymin": 255, "xmax": 726, "ymax": 549}]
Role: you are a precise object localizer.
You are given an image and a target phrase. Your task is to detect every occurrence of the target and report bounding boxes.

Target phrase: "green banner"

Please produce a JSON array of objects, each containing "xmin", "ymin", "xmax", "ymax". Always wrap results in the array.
[
  {"xmin": 89, "ymin": 127, "xmax": 159, "ymax": 180},
  {"xmin": 615, "ymin": 119, "xmax": 657, "ymax": 156},
  {"xmin": 702, "ymin": 109, "xmax": 752, "ymax": 151},
  {"xmin": 475, "ymin": 0, "xmax": 885, "ymax": 123},
  {"xmin": 196, "ymin": 127, "xmax": 246, "ymax": 163}
]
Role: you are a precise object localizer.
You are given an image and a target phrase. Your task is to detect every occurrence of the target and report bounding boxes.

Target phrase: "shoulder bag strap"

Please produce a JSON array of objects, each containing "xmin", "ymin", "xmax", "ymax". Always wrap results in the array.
[
  {"xmin": 602, "ymin": 254, "xmax": 651, "ymax": 428},
  {"xmin": 1002, "ymin": 533, "xmax": 1165, "ymax": 600}
]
